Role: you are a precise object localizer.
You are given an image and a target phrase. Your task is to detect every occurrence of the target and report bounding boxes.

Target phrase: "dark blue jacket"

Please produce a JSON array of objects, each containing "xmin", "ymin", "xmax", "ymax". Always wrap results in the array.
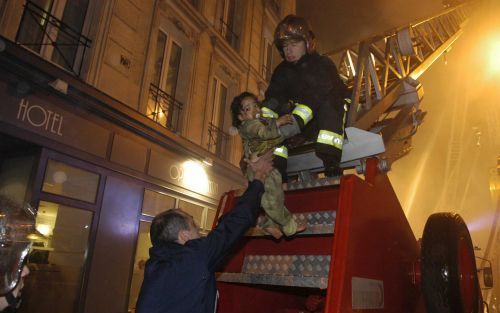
[{"xmin": 135, "ymin": 180, "xmax": 264, "ymax": 313}]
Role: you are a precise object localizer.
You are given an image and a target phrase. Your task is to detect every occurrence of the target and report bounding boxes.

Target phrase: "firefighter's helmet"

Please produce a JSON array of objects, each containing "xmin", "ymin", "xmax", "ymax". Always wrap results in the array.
[
  {"xmin": 274, "ymin": 15, "xmax": 316, "ymax": 57},
  {"xmin": 0, "ymin": 196, "xmax": 36, "ymax": 296}
]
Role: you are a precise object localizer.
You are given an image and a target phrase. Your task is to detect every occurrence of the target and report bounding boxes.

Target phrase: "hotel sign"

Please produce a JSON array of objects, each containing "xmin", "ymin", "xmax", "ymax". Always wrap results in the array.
[
  {"xmin": 16, "ymin": 99, "xmax": 64, "ymax": 136},
  {"xmin": 0, "ymin": 82, "xmax": 110, "ymax": 158}
]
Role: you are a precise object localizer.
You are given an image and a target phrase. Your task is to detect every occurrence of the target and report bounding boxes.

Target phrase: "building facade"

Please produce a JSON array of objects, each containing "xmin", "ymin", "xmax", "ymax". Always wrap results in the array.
[{"xmin": 0, "ymin": 0, "xmax": 294, "ymax": 312}]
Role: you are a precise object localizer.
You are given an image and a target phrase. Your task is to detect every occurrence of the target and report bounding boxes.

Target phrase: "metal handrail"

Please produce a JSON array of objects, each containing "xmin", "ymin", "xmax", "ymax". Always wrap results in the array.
[
  {"xmin": 148, "ymin": 84, "xmax": 183, "ymax": 132},
  {"xmin": 207, "ymin": 122, "xmax": 230, "ymax": 160},
  {"xmin": 15, "ymin": 0, "xmax": 92, "ymax": 76}
]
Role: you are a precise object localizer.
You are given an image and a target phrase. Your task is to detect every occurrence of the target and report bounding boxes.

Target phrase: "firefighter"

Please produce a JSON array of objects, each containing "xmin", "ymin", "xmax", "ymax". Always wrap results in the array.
[
  {"xmin": 262, "ymin": 15, "xmax": 350, "ymax": 177},
  {"xmin": 0, "ymin": 196, "xmax": 36, "ymax": 312}
]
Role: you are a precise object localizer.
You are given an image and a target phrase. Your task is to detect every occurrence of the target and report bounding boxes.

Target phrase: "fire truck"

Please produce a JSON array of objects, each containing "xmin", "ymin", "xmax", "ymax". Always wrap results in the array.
[{"xmin": 213, "ymin": 3, "xmax": 490, "ymax": 313}]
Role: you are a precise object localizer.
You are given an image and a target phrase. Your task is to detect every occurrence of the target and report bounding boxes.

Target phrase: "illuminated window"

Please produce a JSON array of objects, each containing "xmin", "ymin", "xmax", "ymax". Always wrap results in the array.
[
  {"xmin": 147, "ymin": 30, "xmax": 184, "ymax": 131},
  {"xmin": 20, "ymin": 201, "xmax": 93, "ymax": 313}
]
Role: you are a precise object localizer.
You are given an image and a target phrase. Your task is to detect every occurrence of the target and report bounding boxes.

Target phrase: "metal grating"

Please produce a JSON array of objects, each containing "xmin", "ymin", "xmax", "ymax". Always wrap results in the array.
[
  {"xmin": 246, "ymin": 210, "xmax": 335, "ymax": 236},
  {"xmin": 217, "ymin": 254, "xmax": 331, "ymax": 289}
]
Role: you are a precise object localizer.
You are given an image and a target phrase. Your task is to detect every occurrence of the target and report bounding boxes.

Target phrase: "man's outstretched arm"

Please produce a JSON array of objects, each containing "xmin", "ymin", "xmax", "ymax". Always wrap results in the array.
[{"xmin": 196, "ymin": 152, "xmax": 274, "ymax": 269}]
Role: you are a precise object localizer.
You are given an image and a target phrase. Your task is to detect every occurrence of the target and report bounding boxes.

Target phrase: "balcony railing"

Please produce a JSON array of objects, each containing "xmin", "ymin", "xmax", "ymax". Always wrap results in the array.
[
  {"xmin": 148, "ymin": 84, "xmax": 183, "ymax": 132},
  {"xmin": 16, "ymin": 0, "xmax": 92, "ymax": 76},
  {"xmin": 207, "ymin": 122, "xmax": 231, "ymax": 161},
  {"xmin": 219, "ymin": 18, "xmax": 239, "ymax": 49}
]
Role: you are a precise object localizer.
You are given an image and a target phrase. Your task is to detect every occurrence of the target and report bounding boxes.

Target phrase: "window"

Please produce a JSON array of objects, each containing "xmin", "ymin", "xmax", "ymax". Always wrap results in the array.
[
  {"xmin": 20, "ymin": 201, "xmax": 93, "ymax": 313},
  {"xmin": 266, "ymin": 0, "xmax": 281, "ymax": 17},
  {"xmin": 262, "ymin": 39, "xmax": 274, "ymax": 81},
  {"xmin": 0, "ymin": 0, "xmax": 7, "ymax": 20},
  {"xmin": 178, "ymin": 199, "xmax": 204, "ymax": 229},
  {"xmin": 142, "ymin": 189, "xmax": 176, "ymax": 217},
  {"xmin": 42, "ymin": 159, "xmax": 100, "ymax": 203},
  {"xmin": 208, "ymin": 77, "xmax": 230, "ymax": 160},
  {"xmin": 42, "ymin": 160, "xmax": 99, "ymax": 203},
  {"xmin": 128, "ymin": 221, "xmax": 151, "ymax": 312},
  {"xmin": 188, "ymin": 0, "xmax": 200, "ymax": 10},
  {"xmin": 16, "ymin": 0, "xmax": 91, "ymax": 75},
  {"xmin": 262, "ymin": 24, "xmax": 281, "ymax": 82},
  {"xmin": 147, "ymin": 30, "xmax": 183, "ymax": 132},
  {"xmin": 216, "ymin": 0, "xmax": 239, "ymax": 49}
]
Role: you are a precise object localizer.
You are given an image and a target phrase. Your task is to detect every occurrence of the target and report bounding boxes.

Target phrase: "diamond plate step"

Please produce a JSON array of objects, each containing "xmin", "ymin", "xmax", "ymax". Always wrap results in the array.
[
  {"xmin": 245, "ymin": 211, "xmax": 335, "ymax": 236},
  {"xmin": 286, "ymin": 176, "xmax": 341, "ymax": 191},
  {"xmin": 217, "ymin": 255, "xmax": 331, "ymax": 289}
]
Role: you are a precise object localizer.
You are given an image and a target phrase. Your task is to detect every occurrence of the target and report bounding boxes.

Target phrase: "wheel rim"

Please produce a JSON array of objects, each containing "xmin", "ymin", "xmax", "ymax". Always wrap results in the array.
[{"xmin": 458, "ymin": 237, "xmax": 475, "ymax": 312}]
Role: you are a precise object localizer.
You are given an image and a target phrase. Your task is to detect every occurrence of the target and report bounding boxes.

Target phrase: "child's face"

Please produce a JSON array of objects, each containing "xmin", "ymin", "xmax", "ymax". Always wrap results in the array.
[{"xmin": 238, "ymin": 97, "xmax": 261, "ymax": 121}]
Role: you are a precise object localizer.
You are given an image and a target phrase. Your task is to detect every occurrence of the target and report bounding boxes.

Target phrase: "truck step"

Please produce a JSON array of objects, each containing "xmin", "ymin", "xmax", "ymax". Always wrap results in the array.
[
  {"xmin": 285, "ymin": 176, "xmax": 341, "ymax": 191},
  {"xmin": 216, "ymin": 255, "xmax": 330, "ymax": 289},
  {"xmin": 245, "ymin": 211, "xmax": 336, "ymax": 236}
]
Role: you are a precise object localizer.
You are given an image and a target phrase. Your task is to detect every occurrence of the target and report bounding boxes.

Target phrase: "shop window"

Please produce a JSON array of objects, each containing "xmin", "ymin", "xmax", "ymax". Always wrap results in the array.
[
  {"xmin": 205, "ymin": 208, "xmax": 216, "ymax": 231},
  {"xmin": 207, "ymin": 77, "xmax": 230, "ymax": 160},
  {"xmin": 42, "ymin": 159, "xmax": 100, "ymax": 203},
  {"xmin": 16, "ymin": 0, "xmax": 92, "ymax": 76},
  {"xmin": 20, "ymin": 201, "xmax": 93, "ymax": 313},
  {"xmin": 142, "ymin": 189, "xmax": 176, "ymax": 217},
  {"xmin": 178, "ymin": 199, "xmax": 204, "ymax": 230},
  {"xmin": 147, "ymin": 30, "xmax": 184, "ymax": 132},
  {"xmin": 128, "ymin": 221, "xmax": 151, "ymax": 312}
]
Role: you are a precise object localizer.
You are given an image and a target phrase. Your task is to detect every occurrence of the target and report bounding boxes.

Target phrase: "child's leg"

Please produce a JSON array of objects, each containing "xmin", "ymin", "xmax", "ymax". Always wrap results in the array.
[
  {"xmin": 257, "ymin": 215, "xmax": 283, "ymax": 239},
  {"xmin": 261, "ymin": 169, "xmax": 304, "ymax": 236}
]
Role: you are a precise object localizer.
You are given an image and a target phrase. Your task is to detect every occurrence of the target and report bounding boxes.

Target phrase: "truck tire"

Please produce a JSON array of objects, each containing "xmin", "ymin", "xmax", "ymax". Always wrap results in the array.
[{"xmin": 421, "ymin": 213, "xmax": 481, "ymax": 313}]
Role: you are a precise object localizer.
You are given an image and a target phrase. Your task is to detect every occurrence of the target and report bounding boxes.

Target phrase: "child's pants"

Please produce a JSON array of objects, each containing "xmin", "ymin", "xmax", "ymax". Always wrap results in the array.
[{"xmin": 247, "ymin": 168, "xmax": 298, "ymax": 236}]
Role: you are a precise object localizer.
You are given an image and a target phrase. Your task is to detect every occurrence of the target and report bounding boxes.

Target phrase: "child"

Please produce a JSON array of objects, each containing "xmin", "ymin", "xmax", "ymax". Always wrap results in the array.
[{"xmin": 231, "ymin": 92, "xmax": 306, "ymax": 239}]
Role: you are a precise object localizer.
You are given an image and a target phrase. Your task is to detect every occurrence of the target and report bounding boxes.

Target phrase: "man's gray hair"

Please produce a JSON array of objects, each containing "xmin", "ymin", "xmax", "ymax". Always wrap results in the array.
[{"xmin": 150, "ymin": 209, "xmax": 191, "ymax": 245}]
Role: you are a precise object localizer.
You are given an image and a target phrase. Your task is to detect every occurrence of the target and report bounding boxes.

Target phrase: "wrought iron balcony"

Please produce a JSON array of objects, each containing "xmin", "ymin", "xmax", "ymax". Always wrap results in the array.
[
  {"xmin": 207, "ymin": 122, "xmax": 231, "ymax": 161},
  {"xmin": 219, "ymin": 18, "xmax": 239, "ymax": 49},
  {"xmin": 16, "ymin": 0, "xmax": 92, "ymax": 76},
  {"xmin": 148, "ymin": 84, "xmax": 183, "ymax": 132}
]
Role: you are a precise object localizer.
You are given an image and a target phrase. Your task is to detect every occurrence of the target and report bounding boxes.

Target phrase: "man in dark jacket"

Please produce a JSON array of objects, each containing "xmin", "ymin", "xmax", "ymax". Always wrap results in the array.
[
  {"xmin": 135, "ymin": 153, "xmax": 273, "ymax": 313},
  {"xmin": 262, "ymin": 15, "xmax": 350, "ymax": 177}
]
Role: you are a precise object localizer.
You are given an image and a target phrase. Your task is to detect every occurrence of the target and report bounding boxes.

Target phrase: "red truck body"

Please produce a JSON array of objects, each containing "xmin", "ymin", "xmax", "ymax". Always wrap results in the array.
[{"xmin": 214, "ymin": 159, "xmax": 429, "ymax": 313}]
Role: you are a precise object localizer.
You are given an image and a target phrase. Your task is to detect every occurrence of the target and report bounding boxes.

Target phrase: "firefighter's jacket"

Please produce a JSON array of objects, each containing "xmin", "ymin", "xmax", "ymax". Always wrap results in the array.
[
  {"xmin": 239, "ymin": 117, "xmax": 284, "ymax": 158},
  {"xmin": 264, "ymin": 52, "xmax": 348, "ymax": 144},
  {"xmin": 135, "ymin": 180, "xmax": 264, "ymax": 313}
]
